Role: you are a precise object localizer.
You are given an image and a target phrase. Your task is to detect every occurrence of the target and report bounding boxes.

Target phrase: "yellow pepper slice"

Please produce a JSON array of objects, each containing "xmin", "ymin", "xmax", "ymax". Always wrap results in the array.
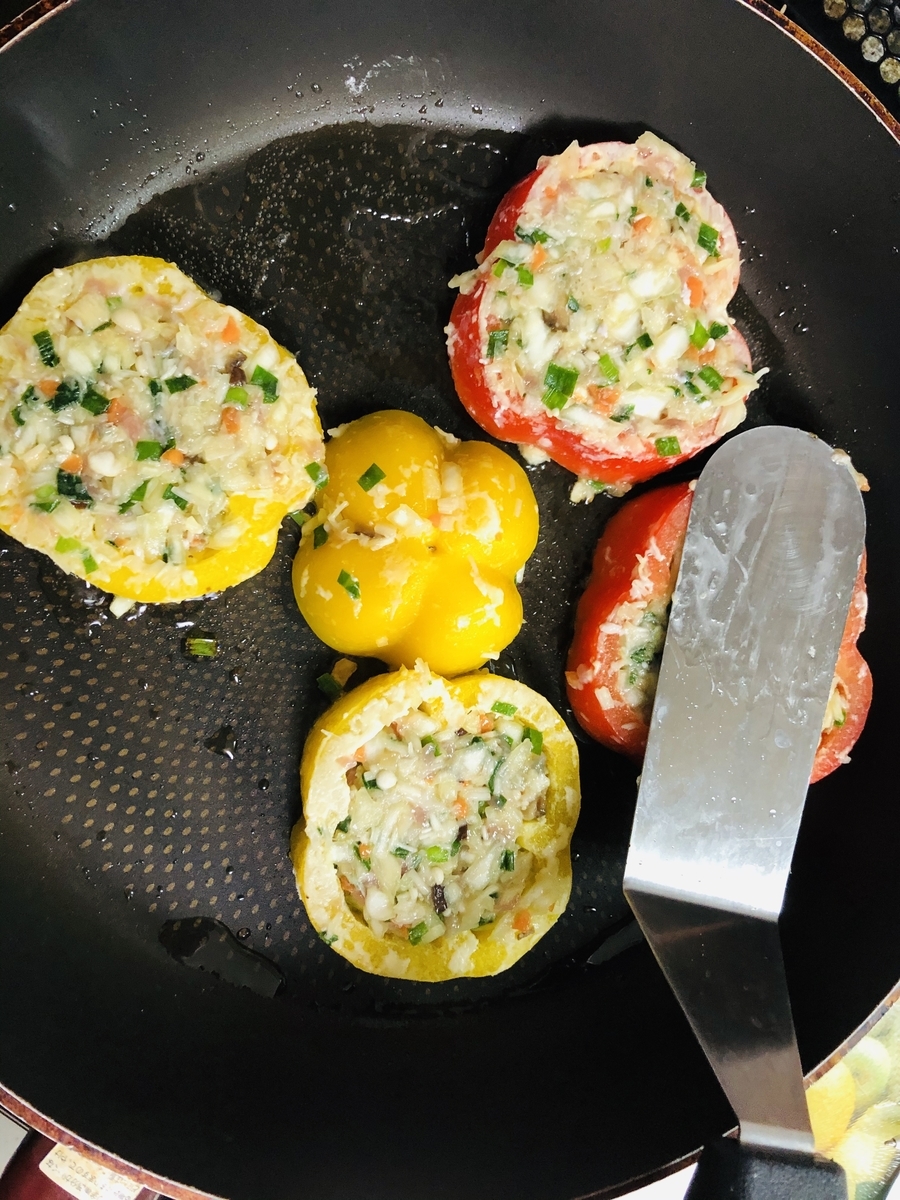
[
  {"xmin": 292, "ymin": 410, "xmax": 539, "ymax": 674},
  {"xmin": 292, "ymin": 662, "xmax": 581, "ymax": 981}
]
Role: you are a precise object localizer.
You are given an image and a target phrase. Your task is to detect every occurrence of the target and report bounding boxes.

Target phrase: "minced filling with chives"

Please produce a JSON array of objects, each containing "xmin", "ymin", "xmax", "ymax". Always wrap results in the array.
[
  {"xmin": 332, "ymin": 697, "xmax": 549, "ymax": 944},
  {"xmin": 0, "ymin": 257, "xmax": 322, "ymax": 586},
  {"xmin": 450, "ymin": 132, "xmax": 762, "ymax": 472}
]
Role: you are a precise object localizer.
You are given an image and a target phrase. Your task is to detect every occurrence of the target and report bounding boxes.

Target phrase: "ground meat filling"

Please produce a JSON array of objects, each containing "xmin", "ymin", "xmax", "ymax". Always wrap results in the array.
[{"xmin": 331, "ymin": 698, "xmax": 549, "ymax": 945}]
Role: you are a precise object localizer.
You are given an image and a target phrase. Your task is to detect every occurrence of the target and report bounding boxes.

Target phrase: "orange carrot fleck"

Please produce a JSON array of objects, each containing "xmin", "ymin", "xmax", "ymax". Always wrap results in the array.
[
  {"xmin": 452, "ymin": 797, "xmax": 467, "ymax": 821},
  {"xmin": 686, "ymin": 275, "xmax": 704, "ymax": 308},
  {"xmin": 107, "ymin": 398, "xmax": 127, "ymax": 424},
  {"xmin": 221, "ymin": 406, "xmax": 241, "ymax": 435},
  {"xmin": 221, "ymin": 315, "xmax": 241, "ymax": 344},
  {"xmin": 160, "ymin": 447, "xmax": 185, "ymax": 466},
  {"xmin": 38, "ymin": 379, "xmax": 59, "ymax": 397},
  {"xmin": 512, "ymin": 910, "xmax": 533, "ymax": 934},
  {"xmin": 60, "ymin": 454, "xmax": 82, "ymax": 474},
  {"xmin": 531, "ymin": 243, "xmax": 548, "ymax": 271},
  {"xmin": 587, "ymin": 384, "xmax": 621, "ymax": 415},
  {"xmin": 479, "ymin": 713, "xmax": 495, "ymax": 733},
  {"xmin": 632, "ymin": 214, "xmax": 653, "ymax": 234},
  {"xmin": 543, "ymin": 185, "xmax": 558, "ymax": 200},
  {"xmin": 359, "ymin": 843, "xmax": 371, "ymax": 859}
]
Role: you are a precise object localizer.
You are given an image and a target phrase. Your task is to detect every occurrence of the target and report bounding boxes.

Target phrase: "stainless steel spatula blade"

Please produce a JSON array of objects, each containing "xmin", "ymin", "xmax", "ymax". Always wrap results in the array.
[{"xmin": 624, "ymin": 426, "xmax": 865, "ymax": 1163}]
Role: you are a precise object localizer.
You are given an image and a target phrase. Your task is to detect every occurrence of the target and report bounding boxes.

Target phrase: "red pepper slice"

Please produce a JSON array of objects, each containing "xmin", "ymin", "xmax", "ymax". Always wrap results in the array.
[{"xmin": 566, "ymin": 485, "xmax": 871, "ymax": 781}]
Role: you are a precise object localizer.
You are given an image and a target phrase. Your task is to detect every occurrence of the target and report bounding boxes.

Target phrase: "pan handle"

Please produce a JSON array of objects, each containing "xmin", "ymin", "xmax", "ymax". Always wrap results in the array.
[
  {"xmin": 0, "ymin": 1133, "xmax": 158, "ymax": 1200},
  {"xmin": 684, "ymin": 1138, "xmax": 847, "ymax": 1200}
]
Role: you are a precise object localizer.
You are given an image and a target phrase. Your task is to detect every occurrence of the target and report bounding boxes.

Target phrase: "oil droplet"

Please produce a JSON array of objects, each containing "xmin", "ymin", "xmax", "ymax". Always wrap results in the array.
[
  {"xmin": 793, "ymin": 322, "xmax": 809, "ymax": 335},
  {"xmin": 257, "ymin": 777, "xmax": 270, "ymax": 791},
  {"xmin": 124, "ymin": 884, "xmax": 135, "ymax": 901},
  {"xmin": 471, "ymin": 104, "xmax": 483, "ymax": 114},
  {"xmin": 311, "ymin": 83, "xmax": 321, "ymax": 93},
  {"xmin": 237, "ymin": 927, "xmax": 251, "ymax": 939},
  {"xmin": 204, "ymin": 724, "xmax": 236, "ymax": 759}
]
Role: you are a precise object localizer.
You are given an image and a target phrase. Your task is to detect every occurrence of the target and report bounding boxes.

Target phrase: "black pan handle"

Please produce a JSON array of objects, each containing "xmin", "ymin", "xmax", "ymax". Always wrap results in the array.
[{"xmin": 684, "ymin": 1138, "xmax": 848, "ymax": 1200}]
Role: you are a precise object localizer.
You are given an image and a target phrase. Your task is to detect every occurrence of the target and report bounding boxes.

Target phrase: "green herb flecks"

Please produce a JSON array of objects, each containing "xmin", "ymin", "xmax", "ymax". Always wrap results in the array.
[
  {"xmin": 610, "ymin": 404, "xmax": 635, "ymax": 424},
  {"xmin": 33, "ymin": 330, "xmax": 59, "ymax": 367},
  {"xmin": 426, "ymin": 846, "xmax": 450, "ymax": 864},
  {"xmin": 338, "ymin": 569, "xmax": 360, "ymax": 600},
  {"xmin": 162, "ymin": 483, "xmax": 188, "ymax": 511},
  {"xmin": 542, "ymin": 362, "xmax": 579, "ymax": 411},
  {"xmin": 524, "ymin": 727, "xmax": 543, "ymax": 755},
  {"xmin": 335, "ymin": 815, "xmax": 352, "ymax": 834},
  {"xmin": 491, "ymin": 700, "xmax": 518, "ymax": 717},
  {"xmin": 48, "ymin": 380, "xmax": 80, "ymax": 412},
  {"xmin": 697, "ymin": 365, "xmax": 724, "ymax": 391},
  {"xmin": 515, "ymin": 264, "xmax": 534, "ymax": 288},
  {"xmin": 566, "ymin": 295, "xmax": 580, "ymax": 312},
  {"xmin": 421, "ymin": 735, "xmax": 441, "ymax": 756},
  {"xmin": 224, "ymin": 386, "xmax": 248, "ymax": 407},
  {"xmin": 305, "ymin": 462, "xmax": 328, "ymax": 489},
  {"xmin": 598, "ymin": 353, "xmax": 620, "ymax": 384},
  {"xmin": 313, "ymin": 524, "xmax": 328, "ymax": 549},
  {"xmin": 80, "ymin": 385, "xmax": 110, "ymax": 416},
  {"xmin": 515, "ymin": 225, "xmax": 549, "ymax": 244},
  {"xmin": 135, "ymin": 440, "xmax": 164, "ymax": 462},
  {"xmin": 317, "ymin": 672, "xmax": 344, "ymax": 702},
  {"xmin": 32, "ymin": 483, "xmax": 58, "ymax": 513},
  {"xmin": 184, "ymin": 636, "xmax": 218, "ymax": 658},
  {"xmin": 250, "ymin": 365, "xmax": 279, "ymax": 402},
  {"xmin": 164, "ymin": 375, "xmax": 197, "ymax": 393},
  {"xmin": 690, "ymin": 320, "xmax": 710, "ymax": 349},
  {"xmin": 709, "ymin": 321, "xmax": 729, "ymax": 339},
  {"xmin": 500, "ymin": 848, "xmax": 515, "ymax": 873},
  {"xmin": 691, "ymin": 167, "xmax": 707, "ymax": 189},
  {"xmin": 697, "ymin": 223, "xmax": 719, "ymax": 256},
  {"xmin": 357, "ymin": 463, "xmax": 386, "ymax": 492},
  {"xmin": 655, "ymin": 436, "xmax": 682, "ymax": 457},
  {"xmin": 408, "ymin": 921, "xmax": 429, "ymax": 946},
  {"xmin": 119, "ymin": 480, "xmax": 148, "ymax": 513},
  {"xmin": 487, "ymin": 328, "xmax": 509, "ymax": 359},
  {"xmin": 289, "ymin": 509, "xmax": 310, "ymax": 527},
  {"xmin": 149, "ymin": 379, "xmax": 163, "ymax": 396},
  {"xmin": 675, "ymin": 201, "xmax": 691, "ymax": 222},
  {"xmin": 56, "ymin": 469, "xmax": 92, "ymax": 505}
]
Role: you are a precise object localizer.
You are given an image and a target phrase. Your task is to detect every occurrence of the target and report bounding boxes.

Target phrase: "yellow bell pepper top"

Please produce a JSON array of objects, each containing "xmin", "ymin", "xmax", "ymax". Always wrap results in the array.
[
  {"xmin": 291, "ymin": 409, "xmax": 539, "ymax": 675},
  {"xmin": 293, "ymin": 662, "xmax": 580, "ymax": 981}
]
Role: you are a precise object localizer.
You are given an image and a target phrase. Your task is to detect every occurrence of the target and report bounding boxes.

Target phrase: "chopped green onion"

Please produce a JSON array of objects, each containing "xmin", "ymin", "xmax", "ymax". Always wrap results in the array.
[
  {"xmin": 426, "ymin": 846, "xmax": 449, "ymax": 863},
  {"xmin": 20, "ymin": 385, "xmax": 38, "ymax": 407},
  {"xmin": 184, "ymin": 636, "xmax": 218, "ymax": 658},
  {"xmin": 11, "ymin": 406, "xmax": 25, "ymax": 427},
  {"xmin": 421, "ymin": 735, "xmax": 441, "ymax": 756},
  {"xmin": 697, "ymin": 365, "xmax": 724, "ymax": 391},
  {"xmin": 224, "ymin": 386, "xmax": 248, "ymax": 407},
  {"xmin": 48, "ymin": 380, "xmax": 80, "ymax": 411},
  {"xmin": 107, "ymin": 296, "xmax": 123, "ymax": 311},
  {"xmin": 492, "ymin": 258, "xmax": 514, "ymax": 278},
  {"xmin": 597, "ymin": 236, "xmax": 612, "ymax": 253},
  {"xmin": 690, "ymin": 320, "xmax": 710, "ymax": 349},
  {"xmin": 353, "ymin": 843, "xmax": 371, "ymax": 869},
  {"xmin": 165, "ymin": 375, "xmax": 197, "ymax": 393},
  {"xmin": 524, "ymin": 727, "xmax": 543, "ymax": 755},
  {"xmin": 119, "ymin": 480, "xmax": 148, "ymax": 513},
  {"xmin": 691, "ymin": 167, "xmax": 707, "ymax": 189},
  {"xmin": 500, "ymin": 848, "xmax": 515, "ymax": 873},
  {"xmin": 645, "ymin": 176, "xmax": 654, "ymax": 187},
  {"xmin": 515, "ymin": 264, "xmax": 534, "ymax": 288},
  {"xmin": 598, "ymin": 353, "xmax": 620, "ymax": 384},
  {"xmin": 80, "ymin": 385, "xmax": 110, "ymax": 415},
  {"xmin": 163, "ymin": 483, "xmax": 188, "ymax": 511},
  {"xmin": 636, "ymin": 332, "xmax": 654, "ymax": 351},
  {"xmin": 34, "ymin": 483, "xmax": 56, "ymax": 503},
  {"xmin": 655, "ymin": 436, "xmax": 682, "ymax": 457},
  {"xmin": 250, "ymin": 364, "xmax": 279, "ymax": 401},
  {"xmin": 450, "ymin": 839, "xmax": 461, "ymax": 857},
  {"xmin": 92, "ymin": 321, "xmax": 112, "ymax": 332},
  {"xmin": 149, "ymin": 379, "xmax": 163, "ymax": 396},
  {"xmin": 305, "ymin": 462, "xmax": 328, "ymax": 489},
  {"xmin": 289, "ymin": 509, "xmax": 310, "ymax": 527},
  {"xmin": 363, "ymin": 776, "xmax": 379, "ymax": 790},
  {"xmin": 566, "ymin": 295, "xmax": 580, "ymax": 312},
  {"xmin": 487, "ymin": 328, "xmax": 509, "ymax": 358},
  {"xmin": 135, "ymin": 440, "xmax": 164, "ymax": 461},
  {"xmin": 628, "ymin": 205, "xmax": 638, "ymax": 224},
  {"xmin": 515, "ymin": 225, "xmax": 549, "ymax": 244},
  {"xmin": 313, "ymin": 524, "xmax": 328, "ymax": 549},
  {"xmin": 541, "ymin": 362, "xmax": 578, "ymax": 411},
  {"xmin": 392, "ymin": 846, "xmax": 410, "ymax": 858},
  {"xmin": 489, "ymin": 758, "xmax": 503, "ymax": 794},
  {"xmin": 357, "ymin": 463, "xmax": 386, "ymax": 492},
  {"xmin": 56, "ymin": 470, "xmax": 92, "ymax": 505},
  {"xmin": 317, "ymin": 672, "xmax": 343, "ymax": 702},
  {"xmin": 697, "ymin": 223, "xmax": 719, "ymax": 256},
  {"xmin": 33, "ymin": 330, "xmax": 59, "ymax": 367},
  {"xmin": 318, "ymin": 931, "xmax": 338, "ymax": 946},
  {"xmin": 81, "ymin": 551, "xmax": 98, "ymax": 574},
  {"xmin": 408, "ymin": 922, "xmax": 429, "ymax": 946},
  {"xmin": 709, "ymin": 321, "xmax": 729, "ymax": 339},
  {"xmin": 495, "ymin": 795, "xmax": 508, "ymax": 808},
  {"xmin": 478, "ymin": 799, "xmax": 488, "ymax": 819},
  {"xmin": 338, "ymin": 569, "xmax": 361, "ymax": 600},
  {"xmin": 478, "ymin": 914, "xmax": 495, "ymax": 927},
  {"xmin": 675, "ymin": 201, "xmax": 691, "ymax": 222},
  {"xmin": 610, "ymin": 404, "xmax": 635, "ymax": 424},
  {"xmin": 491, "ymin": 700, "xmax": 518, "ymax": 716},
  {"xmin": 55, "ymin": 536, "xmax": 81, "ymax": 553},
  {"xmin": 335, "ymin": 815, "xmax": 352, "ymax": 834}
]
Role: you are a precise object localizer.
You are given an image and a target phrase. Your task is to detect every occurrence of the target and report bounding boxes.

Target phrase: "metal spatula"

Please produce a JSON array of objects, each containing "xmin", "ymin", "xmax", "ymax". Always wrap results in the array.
[{"xmin": 624, "ymin": 426, "xmax": 865, "ymax": 1198}]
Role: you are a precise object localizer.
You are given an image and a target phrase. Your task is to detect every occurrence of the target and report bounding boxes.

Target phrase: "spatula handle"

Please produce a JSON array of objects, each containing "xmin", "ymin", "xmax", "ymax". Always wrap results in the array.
[{"xmin": 684, "ymin": 1138, "xmax": 847, "ymax": 1200}]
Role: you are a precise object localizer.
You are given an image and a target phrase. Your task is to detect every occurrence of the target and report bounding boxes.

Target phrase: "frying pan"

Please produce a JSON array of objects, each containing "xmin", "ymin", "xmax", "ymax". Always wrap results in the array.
[{"xmin": 0, "ymin": 1, "xmax": 898, "ymax": 1198}]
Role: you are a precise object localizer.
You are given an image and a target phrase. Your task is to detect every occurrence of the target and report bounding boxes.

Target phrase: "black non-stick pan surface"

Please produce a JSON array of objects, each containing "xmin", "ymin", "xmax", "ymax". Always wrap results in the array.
[{"xmin": 0, "ymin": 1, "xmax": 898, "ymax": 1197}]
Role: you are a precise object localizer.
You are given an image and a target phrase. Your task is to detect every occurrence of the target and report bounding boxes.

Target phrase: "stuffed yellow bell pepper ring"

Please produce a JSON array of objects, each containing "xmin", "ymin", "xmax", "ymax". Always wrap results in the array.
[
  {"xmin": 290, "ymin": 410, "xmax": 539, "ymax": 676},
  {"xmin": 292, "ymin": 662, "xmax": 581, "ymax": 981},
  {"xmin": 0, "ymin": 255, "xmax": 324, "ymax": 604}
]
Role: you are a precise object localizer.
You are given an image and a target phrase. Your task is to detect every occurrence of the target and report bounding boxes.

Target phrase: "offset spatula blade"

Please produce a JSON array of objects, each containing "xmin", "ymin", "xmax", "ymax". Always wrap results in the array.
[{"xmin": 624, "ymin": 426, "xmax": 865, "ymax": 1159}]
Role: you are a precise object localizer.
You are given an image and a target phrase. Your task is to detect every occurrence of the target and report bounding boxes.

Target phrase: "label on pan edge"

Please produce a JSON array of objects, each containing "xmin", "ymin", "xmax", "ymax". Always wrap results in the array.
[{"xmin": 39, "ymin": 1142, "xmax": 145, "ymax": 1200}]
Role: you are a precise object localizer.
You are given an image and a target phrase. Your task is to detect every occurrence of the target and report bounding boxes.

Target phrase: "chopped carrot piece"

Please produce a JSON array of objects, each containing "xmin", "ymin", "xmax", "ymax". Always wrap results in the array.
[
  {"xmin": 452, "ymin": 797, "xmax": 467, "ymax": 821},
  {"xmin": 587, "ymin": 384, "xmax": 621, "ymax": 415},
  {"xmin": 543, "ymin": 185, "xmax": 558, "ymax": 200},
  {"xmin": 686, "ymin": 275, "xmax": 704, "ymax": 307},
  {"xmin": 107, "ymin": 398, "xmax": 127, "ymax": 424},
  {"xmin": 221, "ymin": 407, "xmax": 241, "ymax": 435},
  {"xmin": 479, "ymin": 713, "xmax": 495, "ymax": 733},
  {"xmin": 699, "ymin": 349, "xmax": 718, "ymax": 366},
  {"xmin": 359, "ymin": 843, "xmax": 371, "ymax": 859},
  {"xmin": 632, "ymin": 214, "xmax": 653, "ymax": 234},
  {"xmin": 60, "ymin": 454, "xmax": 82, "ymax": 474},
  {"xmin": 512, "ymin": 910, "xmax": 533, "ymax": 934},
  {"xmin": 38, "ymin": 379, "xmax": 59, "ymax": 397},
  {"xmin": 160, "ymin": 447, "xmax": 185, "ymax": 466},
  {"xmin": 221, "ymin": 315, "xmax": 241, "ymax": 344},
  {"xmin": 531, "ymin": 243, "xmax": 548, "ymax": 271}
]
